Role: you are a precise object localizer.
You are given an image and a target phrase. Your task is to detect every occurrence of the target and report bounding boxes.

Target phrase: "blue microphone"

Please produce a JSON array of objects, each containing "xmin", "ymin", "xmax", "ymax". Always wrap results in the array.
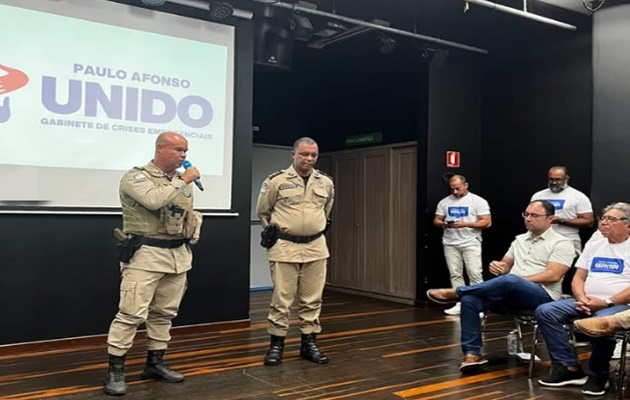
[{"xmin": 182, "ymin": 160, "xmax": 204, "ymax": 191}]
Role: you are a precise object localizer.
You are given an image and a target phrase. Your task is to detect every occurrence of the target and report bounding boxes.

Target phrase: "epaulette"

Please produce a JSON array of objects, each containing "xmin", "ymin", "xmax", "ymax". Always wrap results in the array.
[
  {"xmin": 267, "ymin": 170, "xmax": 284, "ymax": 181},
  {"xmin": 316, "ymin": 169, "xmax": 333, "ymax": 180}
]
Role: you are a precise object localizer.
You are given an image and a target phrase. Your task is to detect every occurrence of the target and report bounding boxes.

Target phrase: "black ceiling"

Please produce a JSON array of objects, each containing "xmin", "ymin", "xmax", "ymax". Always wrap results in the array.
[{"xmin": 231, "ymin": 0, "xmax": 591, "ymax": 56}]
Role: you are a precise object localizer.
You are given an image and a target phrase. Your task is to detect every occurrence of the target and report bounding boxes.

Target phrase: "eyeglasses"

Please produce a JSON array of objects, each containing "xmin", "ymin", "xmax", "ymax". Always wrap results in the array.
[
  {"xmin": 599, "ymin": 215, "xmax": 629, "ymax": 223},
  {"xmin": 522, "ymin": 212, "xmax": 550, "ymax": 219},
  {"xmin": 548, "ymin": 178, "xmax": 567, "ymax": 183}
]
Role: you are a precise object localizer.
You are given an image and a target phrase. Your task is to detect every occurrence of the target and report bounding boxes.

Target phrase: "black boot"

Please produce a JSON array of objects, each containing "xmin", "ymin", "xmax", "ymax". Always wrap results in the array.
[
  {"xmin": 103, "ymin": 354, "xmax": 127, "ymax": 396},
  {"xmin": 140, "ymin": 350, "xmax": 184, "ymax": 383},
  {"xmin": 300, "ymin": 333, "xmax": 329, "ymax": 364},
  {"xmin": 263, "ymin": 335, "xmax": 285, "ymax": 366}
]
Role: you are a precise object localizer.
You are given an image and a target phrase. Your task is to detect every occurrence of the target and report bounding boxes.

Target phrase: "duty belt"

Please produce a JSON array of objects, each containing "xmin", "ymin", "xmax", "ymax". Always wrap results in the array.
[
  {"xmin": 276, "ymin": 231, "xmax": 323, "ymax": 244},
  {"xmin": 138, "ymin": 236, "xmax": 189, "ymax": 249}
]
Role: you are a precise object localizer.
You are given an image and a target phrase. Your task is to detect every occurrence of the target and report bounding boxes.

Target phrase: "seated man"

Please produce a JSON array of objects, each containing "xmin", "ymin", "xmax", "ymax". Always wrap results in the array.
[
  {"xmin": 536, "ymin": 202, "xmax": 630, "ymax": 396},
  {"xmin": 427, "ymin": 200, "xmax": 575, "ymax": 373}
]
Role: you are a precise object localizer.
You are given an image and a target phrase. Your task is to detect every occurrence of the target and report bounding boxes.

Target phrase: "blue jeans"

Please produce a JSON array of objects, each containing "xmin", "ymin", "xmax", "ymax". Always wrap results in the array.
[
  {"xmin": 535, "ymin": 299, "xmax": 629, "ymax": 377},
  {"xmin": 456, "ymin": 274, "xmax": 554, "ymax": 355}
]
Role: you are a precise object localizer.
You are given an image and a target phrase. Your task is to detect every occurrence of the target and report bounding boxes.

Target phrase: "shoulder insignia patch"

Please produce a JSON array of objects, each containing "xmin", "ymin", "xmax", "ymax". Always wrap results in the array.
[
  {"xmin": 267, "ymin": 170, "xmax": 284, "ymax": 181},
  {"xmin": 133, "ymin": 173, "xmax": 148, "ymax": 181},
  {"xmin": 260, "ymin": 182, "xmax": 269, "ymax": 194}
]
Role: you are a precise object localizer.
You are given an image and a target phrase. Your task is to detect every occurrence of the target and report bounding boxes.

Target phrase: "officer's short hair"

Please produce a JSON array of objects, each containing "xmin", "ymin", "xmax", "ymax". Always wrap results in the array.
[{"xmin": 293, "ymin": 137, "xmax": 318, "ymax": 150}]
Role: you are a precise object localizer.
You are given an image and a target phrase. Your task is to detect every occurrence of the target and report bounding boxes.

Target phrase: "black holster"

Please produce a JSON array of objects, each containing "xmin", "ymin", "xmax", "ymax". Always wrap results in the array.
[
  {"xmin": 116, "ymin": 235, "xmax": 142, "ymax": 263},
  {"xmin": 260, "ymin": 224, "xmax": 279, "ymax": 249}
]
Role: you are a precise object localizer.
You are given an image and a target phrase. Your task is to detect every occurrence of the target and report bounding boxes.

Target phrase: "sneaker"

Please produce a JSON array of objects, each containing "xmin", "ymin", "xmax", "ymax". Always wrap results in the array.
[
  {"xmin": 538, "ymin": 366, "xmax": 587, "ymax": 387},
  {"xmin": 581, "ymin": 375, "xmax": 610, "ymax": 396},
  {"xmin": 459, "ymin": 354, "xmax": 488, "ymax": 373},
  {"xmin": 445, "ymin": 302, "xmax": 461, "ymax": 315}
]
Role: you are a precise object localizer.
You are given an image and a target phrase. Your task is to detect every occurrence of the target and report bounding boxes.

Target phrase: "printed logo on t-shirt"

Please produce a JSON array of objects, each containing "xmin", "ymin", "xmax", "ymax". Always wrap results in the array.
[
  {"xmin": 448, "ymin": 206, "xmax": 469, "ymax": 218},
  {"xmin": 590, "ymin": 257, "xmax": 624, "ymax": 274},
  {"xmin": 544, "ymin": 199, "xmax": 566, "ymax": 212}
]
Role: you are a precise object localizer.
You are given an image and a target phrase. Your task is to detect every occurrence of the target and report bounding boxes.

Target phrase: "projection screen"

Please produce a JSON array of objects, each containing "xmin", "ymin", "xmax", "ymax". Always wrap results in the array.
[{"xmin": 0, "ymin": 0, "xmax": 235, "ymax": 212}]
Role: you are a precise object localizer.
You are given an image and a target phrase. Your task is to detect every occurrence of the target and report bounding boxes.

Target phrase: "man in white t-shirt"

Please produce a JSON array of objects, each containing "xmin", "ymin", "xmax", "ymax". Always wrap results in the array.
[
  {"xmin": 433, "ymin": 175, "xmax": 491, "ymax": 315},
  {"xmin": 530, "ymin": 166, "xmax": 594, "ymax": 251},
  {"xmin": 536, "ymin": 202, "xmax": 630, "ymax": 396}
]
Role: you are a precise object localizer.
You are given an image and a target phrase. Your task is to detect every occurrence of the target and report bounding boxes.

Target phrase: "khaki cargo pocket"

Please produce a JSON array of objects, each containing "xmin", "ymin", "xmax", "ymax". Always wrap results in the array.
[
  {"xmin": 313, "ymin": 188, "xmax": 329, "ymax": 206},
  {"xmin": 119, "ymin": 281, "xmax": 137, "ymax": 314}
]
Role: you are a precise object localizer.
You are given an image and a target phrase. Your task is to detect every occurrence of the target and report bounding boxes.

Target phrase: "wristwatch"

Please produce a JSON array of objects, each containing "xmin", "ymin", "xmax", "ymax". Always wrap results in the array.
[
  {"xmin": 605, "ymin": 298, "xmax": 614, "ymax": 307},
  {"xmin": 558, "ymin": 218, "xmax": 566, "ymax": 225}
]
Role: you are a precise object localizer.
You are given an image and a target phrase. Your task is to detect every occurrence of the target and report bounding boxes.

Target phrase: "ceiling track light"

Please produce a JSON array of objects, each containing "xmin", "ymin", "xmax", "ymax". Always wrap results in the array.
[
  {"xmin": 209, "ymin": 1, "xmax": 234, "ymax": 20},
  {"xmin": 140, "ymin": 0, "xmax": 167, "ymax": 6},
  {"xmin": 374, "ymin": 32, "xmax": 397, "ymax": 54},
  {"xmin": 140, "ymin": 0, "xmax": 253, "ymax": 20}
]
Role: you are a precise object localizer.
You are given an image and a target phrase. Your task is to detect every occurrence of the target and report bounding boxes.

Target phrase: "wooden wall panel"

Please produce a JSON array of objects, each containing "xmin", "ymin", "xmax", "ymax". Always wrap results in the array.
[{"xmin": 391, "ymin": 146, "xmax": 417, "ymax": 299}]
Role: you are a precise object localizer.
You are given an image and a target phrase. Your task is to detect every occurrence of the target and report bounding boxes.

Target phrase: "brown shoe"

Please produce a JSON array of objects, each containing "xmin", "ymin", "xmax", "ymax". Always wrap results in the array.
[
  {"xmin": 459, "ymin": 354, "xmax": 488, "ymax": 373},
  {"xmin": 573, "ymin": 317, "xmax": 617, "ymax": 337},
  {"xmin": 426, "ymin": 288, "xmax": 458, "ymax": 304}
]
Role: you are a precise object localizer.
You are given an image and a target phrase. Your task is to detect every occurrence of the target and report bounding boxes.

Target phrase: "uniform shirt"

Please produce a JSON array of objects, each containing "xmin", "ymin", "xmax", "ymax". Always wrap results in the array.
[
  {"xmin": 530, "ymin": 186, "xmax": 593, "ymax": 241},
  {"xmin": 435, "ymin": 192, "xmax": 490, "ymax": 246},
  {"xmin": 577, "ymin": 237, "xmax": 630, "ymax": 300},
  {"xmin": 120, "ymin": 162, "xmax": 193, "ymax": 274},
  {"xmin": 256, "ymin": 165, "xmax": 334, "ymax": 263},
  {"xmin": 505, "ymin": 227, "xmax": 575, "ymax": 300}
]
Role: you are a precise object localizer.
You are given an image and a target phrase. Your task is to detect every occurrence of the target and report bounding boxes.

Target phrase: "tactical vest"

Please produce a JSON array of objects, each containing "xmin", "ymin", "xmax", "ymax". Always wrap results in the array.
[{"xmin": 122, "ymin": 166, "xmax": 193, "ymax": 236}]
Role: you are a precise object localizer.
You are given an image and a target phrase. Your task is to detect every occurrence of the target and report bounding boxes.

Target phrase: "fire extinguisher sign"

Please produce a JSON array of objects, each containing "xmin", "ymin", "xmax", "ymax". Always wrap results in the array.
[{"xmin": 446, "ymin": 151, "xmax": 460, "ymax": 168}]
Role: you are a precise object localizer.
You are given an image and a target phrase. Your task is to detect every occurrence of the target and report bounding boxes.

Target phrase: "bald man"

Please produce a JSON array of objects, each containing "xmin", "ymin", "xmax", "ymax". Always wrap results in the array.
[
  {"xmin": 433, "ymin": 175, "xmax": 492, "ymax": 315},
  {"xmin": 103, "ymin": 132, "xmax": 202, "ymax": 396}
]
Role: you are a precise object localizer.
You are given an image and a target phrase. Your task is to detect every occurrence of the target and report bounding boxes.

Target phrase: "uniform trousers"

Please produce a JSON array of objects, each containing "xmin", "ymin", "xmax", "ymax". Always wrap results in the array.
[
  {"xmin": 267, "ymin": 259, "xmax": 327, "ymax": 337},
  {"xmin": 107, "ymin": 267, "xmax": 187, "ymax": 356}
]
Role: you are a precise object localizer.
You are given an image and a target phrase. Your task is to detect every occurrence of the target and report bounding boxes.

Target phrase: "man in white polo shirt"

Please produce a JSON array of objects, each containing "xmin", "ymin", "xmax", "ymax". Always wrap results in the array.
[
  {"xmin": 427, "ymin": 200, "xmax": 575, "ymax": 373},
  {"xmin": 433, "ymin": 175, "xmax": 491, "ymax": 315},
  {"xmin": 531, "ymin": 166, "xmax": 594, "ymax": 252}
]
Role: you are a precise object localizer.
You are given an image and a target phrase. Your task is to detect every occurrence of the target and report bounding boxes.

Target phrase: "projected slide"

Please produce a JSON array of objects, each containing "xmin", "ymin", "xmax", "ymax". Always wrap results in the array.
[{"xmin": 0, "ymin": 0, "xmax": 235, "ymax": 211}]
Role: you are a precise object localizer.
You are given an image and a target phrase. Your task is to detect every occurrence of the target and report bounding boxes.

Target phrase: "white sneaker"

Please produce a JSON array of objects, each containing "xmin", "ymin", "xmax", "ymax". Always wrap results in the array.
[{"xmin": 445, "ymin": 302, "xmax": 461, "ymax": 315}]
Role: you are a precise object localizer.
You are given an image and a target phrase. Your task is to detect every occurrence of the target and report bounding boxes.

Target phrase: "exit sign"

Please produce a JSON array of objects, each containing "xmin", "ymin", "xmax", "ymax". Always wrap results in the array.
[{"xmin": 345, "ymin": 132, "xmax": 383, "ymax": 148}]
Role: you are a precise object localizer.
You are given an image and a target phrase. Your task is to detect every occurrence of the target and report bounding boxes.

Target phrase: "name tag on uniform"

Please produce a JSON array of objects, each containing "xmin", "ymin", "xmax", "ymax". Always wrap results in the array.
[
  {"xmin": 448, "ymin": 206, "xmax": 469, "ymax": 218},
  {"xmin": 545, "ymin": 199, "xmax": 565, "ymax": 211},
  {"xmin": 591, "ymin": 257, "xmax": 624, "ymax": 274},
  {"xmin": 279, "ymin": 184, "xmax": 298, "ymax": 190}
]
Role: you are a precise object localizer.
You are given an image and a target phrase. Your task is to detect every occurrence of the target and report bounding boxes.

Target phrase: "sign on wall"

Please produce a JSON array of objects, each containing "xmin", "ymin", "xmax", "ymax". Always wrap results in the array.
[{"xmin": 446, "ymin": 151, "xmax": 460, "ymax": 168}]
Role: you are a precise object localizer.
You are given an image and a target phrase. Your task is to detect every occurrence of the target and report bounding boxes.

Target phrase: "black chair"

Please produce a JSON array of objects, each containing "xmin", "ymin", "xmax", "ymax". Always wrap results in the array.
[
  {"xmin": 481, "ymin": 264, "xmax": 584, "ymax": 378},
  {"xmin": 612, "ymin": 330, "xmax": 630, "ymax": 400}
]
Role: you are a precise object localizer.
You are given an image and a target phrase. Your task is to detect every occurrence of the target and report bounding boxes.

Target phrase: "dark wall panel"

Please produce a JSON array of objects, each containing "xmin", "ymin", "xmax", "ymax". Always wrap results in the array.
[
  {"xmin": 591, "ymin": 3, "xmax": 630, "ymax": 212},
  {"xmin": 253, "ymin": 39, "xmax": 429, "ymax": 151},
  {"xmin": 418, "ymin": 59, "xmax": 483, "ymax": 293},
  {"xmin": 480, "ymin": 24, "xmax": 593, "ymax": 266}
]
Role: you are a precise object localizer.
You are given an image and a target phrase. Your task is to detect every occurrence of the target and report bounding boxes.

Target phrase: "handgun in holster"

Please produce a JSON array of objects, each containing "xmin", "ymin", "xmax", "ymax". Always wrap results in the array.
[
  {"xmin": 324, "ymin": 218, "xmax": 332, "ymax": 234},
  {"xmin": 260, "ymin": 224, "xmax": 279, "ymax": 249},
  {"xmin": 113, "ymin": 228, "xmax": 142, "ymax": 263}
]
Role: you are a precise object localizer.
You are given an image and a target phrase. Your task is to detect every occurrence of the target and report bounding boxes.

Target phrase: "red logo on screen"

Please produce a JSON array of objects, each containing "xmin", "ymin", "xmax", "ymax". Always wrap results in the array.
[{"xmin": 0, "ymin": 64, "xmax": 30, "ymax": 123}]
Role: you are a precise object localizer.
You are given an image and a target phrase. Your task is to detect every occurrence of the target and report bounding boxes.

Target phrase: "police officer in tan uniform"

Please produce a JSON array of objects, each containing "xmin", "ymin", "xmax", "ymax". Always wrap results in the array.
[
  {"xmin": 103, "ymin": 132, "xmax": 203, "ymax": 396},
  {"xmin": 256, "ymin": 137, "xmax": 334, "ymax": 366}
]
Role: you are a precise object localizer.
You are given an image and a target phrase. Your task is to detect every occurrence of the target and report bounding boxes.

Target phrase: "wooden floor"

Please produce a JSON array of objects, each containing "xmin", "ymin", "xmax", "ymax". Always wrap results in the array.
[{"xmin": 0, "ymin": 290, "xmax": 622, "ymax": 400}]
